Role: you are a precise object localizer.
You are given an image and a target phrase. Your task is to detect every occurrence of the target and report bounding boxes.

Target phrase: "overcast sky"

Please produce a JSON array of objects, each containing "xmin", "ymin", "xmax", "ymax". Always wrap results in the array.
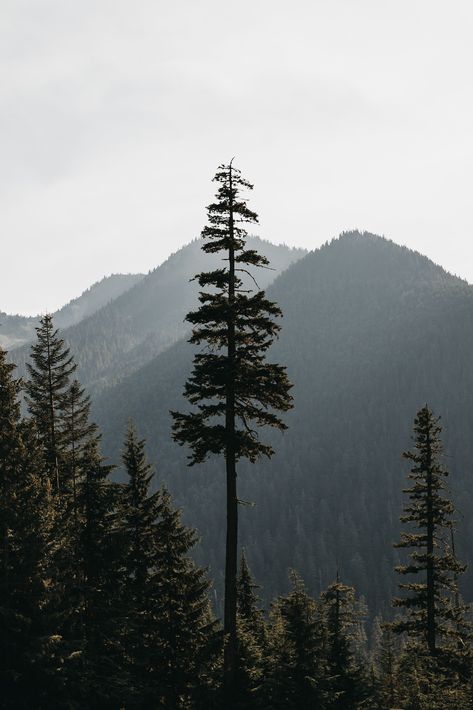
[{"xmin": 2, "ymin": 1, "xmax": 473, "ymax": 314}]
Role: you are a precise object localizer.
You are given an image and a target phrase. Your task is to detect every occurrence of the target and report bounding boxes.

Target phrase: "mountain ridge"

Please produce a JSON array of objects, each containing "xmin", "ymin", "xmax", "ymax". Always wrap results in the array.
[
  {"xmin": 90, "ymin": 231, "xmax": 473, "ymax": 616},
  {"xmin": 1, "ymin": 272, "xmax": 144, "ymax": 350}
]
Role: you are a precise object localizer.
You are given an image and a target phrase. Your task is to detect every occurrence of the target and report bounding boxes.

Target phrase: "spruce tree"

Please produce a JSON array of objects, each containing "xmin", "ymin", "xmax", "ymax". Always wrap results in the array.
[
  {"xmin": 119, "ymin": 422, "xmax": 164, "ymax": 701},
  {"xmin": 64, "ymin": 438, "xmax": 125, "ymax": 707},
  {"xmin": 0, "ymin": 349, "xmax": 57, "ymax": 706},
  {"xmin": 321, "ymin": 576, "xmax": 368, "ymax": 709},
  {"xmin": 235, "ymin": 552, "xmax": 266, "ymax": 706},
  {"xmin": 25, "ymin": 313, "xmax": 76, "ymax": 492},
  {"xmin": 371, "ymin": 618, "xmax": 400, "ymax": 709},
  {"xmin": 148, "ymin": 488, "xmax": 220, "ymax": 709},
  {"xmin": 120, "ymin": 425, "xmax": 220, "ymax": 708},
  {"xmin": 392, "ymin": 405, "xmax": 470, "ymax": 656},
  {"xmin": 171, "ymin": 161, "xmax": 293, "ymax": 699},
  {"xmin": 263, "ymin": 571, "xmax": 327, "ymax": 709},
  {"xmin": 61, "ymin": 379, "xmax": 98, "ymax": 520}
]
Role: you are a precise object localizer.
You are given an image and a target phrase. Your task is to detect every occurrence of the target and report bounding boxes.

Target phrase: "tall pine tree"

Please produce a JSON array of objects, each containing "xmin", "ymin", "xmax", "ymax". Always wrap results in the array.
[{"xmin": 171, "ymin": 161, "xmax": 293, "ymax": 699}]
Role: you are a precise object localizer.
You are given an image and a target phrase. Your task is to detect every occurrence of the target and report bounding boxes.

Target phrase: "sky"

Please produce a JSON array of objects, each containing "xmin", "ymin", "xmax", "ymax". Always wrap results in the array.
[{"xmin": 2, "ymin": 1, "xmax": 473, "ymax": 314}]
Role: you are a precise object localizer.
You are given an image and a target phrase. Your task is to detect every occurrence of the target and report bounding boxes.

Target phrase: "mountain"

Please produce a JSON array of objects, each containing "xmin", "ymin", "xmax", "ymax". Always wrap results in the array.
[
  {"xmin": 10, "ymin": 237, "xmax": 306, "ymax": 393},
  {"xmin": 0, "ymin": 273, "xmax": 144, "ymax": 350},
  {"xmin": 91, "ymin": 231, "xmax": 473, "ymax": 617}
]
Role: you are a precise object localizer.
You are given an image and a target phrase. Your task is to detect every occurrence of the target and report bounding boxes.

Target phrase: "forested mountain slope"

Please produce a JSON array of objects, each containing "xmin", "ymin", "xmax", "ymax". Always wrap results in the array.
[
  {"xmin": 0, "ymin": 273, "xmax": 143, "ymax": 349},
  {"xmin": 12, "ymin": 237, "xmax": 305, "ymax": 393},
  {"xmin": 93, "ymin": 231, "xmax": 473, "ymax": 617}
]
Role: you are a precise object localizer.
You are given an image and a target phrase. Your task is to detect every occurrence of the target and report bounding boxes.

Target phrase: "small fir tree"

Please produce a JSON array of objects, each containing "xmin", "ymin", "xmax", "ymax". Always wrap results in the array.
[
  {"xmin": 26, "ymin": 314, "xmax": 76, "ymax": 492},
  {"xmin": 321, "ymin": 575, "xmax": 368, "ymax": 709},
  {"xmin": 235, "ymin": 552, "xmax": 266, "ymax": 706},
  {"xmin": 392, "ymin": 406, "xmax": 470, "ymax": 655},
  {"xmin": 263, "ymin": 571, "xmax": 328, "ymax": 709}
]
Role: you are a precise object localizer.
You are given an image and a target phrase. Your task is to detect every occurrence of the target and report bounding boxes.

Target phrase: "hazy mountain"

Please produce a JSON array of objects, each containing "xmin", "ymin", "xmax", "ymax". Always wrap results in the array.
[
  {"xmin": 11, "ymin": 237, "xmax": 305, "ymax": 393},
  {"xmin": 0, "ymin": 273, "xmax": 144, "ymax": 350},
  {"xmin": 91, "ymin": 231, "xmax": 473, "ymax": 617}
]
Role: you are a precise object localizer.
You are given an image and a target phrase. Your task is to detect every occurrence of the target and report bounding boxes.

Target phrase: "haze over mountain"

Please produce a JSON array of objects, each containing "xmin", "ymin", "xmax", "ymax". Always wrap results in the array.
[
  {"xmin": 10, "ymin": 237, "xmax": 305, "ymax": 393},
  {"xmin": 90, "ymin": 232, "xmax": 473, "ymax": 617},
  {"xmin": 0, "ymin": 273, "xmax": 144, "ymax": 350}
]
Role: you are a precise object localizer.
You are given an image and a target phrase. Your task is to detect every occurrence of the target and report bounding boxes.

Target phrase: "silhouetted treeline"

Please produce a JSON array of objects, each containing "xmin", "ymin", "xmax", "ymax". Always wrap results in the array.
[{"xmin": 2, "ymin": 316, "xmax": 473, "ymax": 708}]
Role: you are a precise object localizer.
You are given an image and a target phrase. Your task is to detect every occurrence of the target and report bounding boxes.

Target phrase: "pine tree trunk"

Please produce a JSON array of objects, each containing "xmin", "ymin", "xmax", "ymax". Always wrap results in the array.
[{"xmin": 223, "ymin": 162, "xmax": 238, "ymax": 701}]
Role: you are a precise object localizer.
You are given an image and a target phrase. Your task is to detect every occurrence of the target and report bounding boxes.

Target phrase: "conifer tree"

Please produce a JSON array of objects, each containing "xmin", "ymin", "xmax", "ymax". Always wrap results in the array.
[
  {"xmin": 64, "ymin": 438, "xmax": 125, "ymax": 706},
  {"xmin": 120, "ymin": 425, "xmax": 220, "ymax": 708},
  {"xmin": 263, "ymin": 571, "xmax": 327, "ymax": 709},
  {"xmin": 392, "ymin": 406, "xmax": 470, "ymax": 655},
  {"xmin": 119, "ymin": 422, "xmax": 164, "ymax": 700},
  {"xmin": 321, "ymin": 576, "xmax": 368, "ymax": 709},
  {"xmin": 238, "ymin": 551, "xmax": 265, "ymax": 638},
  {"xmin": 235, "ymin": 552, "xmax": 266, "ymax": 706},
  {"xmin": 371, "ymin": 617, "xmax": 401, "ymax": 710},
  {"xmin": 61, "ymin": 379, "xmax": 98, "ymax": 519},
  {"xmin": 0, "ymin": 349, "xmax": 58, "ymax": 706},
  {"xmin": 171, "ymin": 161, "xmax": 293, "ymax": 699},
  {"xmin": 149, "ymin": 488, "xmax": 220, "ymax": 709},
  {"xmin": 26, "ymin": 314, "xmax": 76, "ymax": 492}
]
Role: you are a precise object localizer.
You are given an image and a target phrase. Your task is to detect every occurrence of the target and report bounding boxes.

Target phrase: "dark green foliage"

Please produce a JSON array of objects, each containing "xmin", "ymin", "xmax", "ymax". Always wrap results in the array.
[
  {"xmin": 321, "ymin": 577, "xmax": 368, "ymax": 709},
  {"xmin": 61, "ymin": 379, "xmax": 99, "ymax": 510},
  {"xmin": 171, "ymin": 166, "xmax": 293, "ymax": 466},
  {"xmin": 392, "ymin": 406, "xmax": 470, "ymax": 654},
  {"xmin": 394, "ymin": 645, "xmax": 473, "ymax": 709},
  {"xmin": 262, "ymin": 572, "xmax": 328, "ymax": 710},
  {"xmin": 62, "ymin": 438, "xmax": 125, "ymax": 707},
  {"xmin": 238, "ymin": 551, "xmax": 265, "ymax": 637},
  {"xmin": 371, "ymin": 617, "xmax": 401, "ymax": 709},
  {"xmin": 0, "ymin": 349, "xmax": 58, "ymax": 707},
  {"xmin": 120, "ymin": 424, "xmax": 221, "ymax": 708},
  {"xmin": 25, "ymin": 313, "xmax": 77, "ymax": 491},
  {"xmin": 235, "ymin": 552, "xmax": 266, "ymax": 707}
]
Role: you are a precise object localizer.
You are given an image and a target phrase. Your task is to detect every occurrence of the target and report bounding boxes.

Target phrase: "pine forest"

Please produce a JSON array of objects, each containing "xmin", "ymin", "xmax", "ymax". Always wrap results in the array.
[{"xmin": 3, "ymin": 163, "xmax": 473, "ymax": 710}]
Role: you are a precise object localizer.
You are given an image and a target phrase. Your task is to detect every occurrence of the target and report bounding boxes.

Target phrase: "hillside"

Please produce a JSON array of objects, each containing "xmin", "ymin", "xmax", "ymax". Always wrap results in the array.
[
  {"xmin": 92, "ymin": 231, "xmax": 473, "ymax": 617},
  {"xmin": 0, "ymin": 273, "xmax": 143, "ymax": 349},
  {"xmin": 11, "ymin": 237, "xmax": 305, "ymax": 393}
]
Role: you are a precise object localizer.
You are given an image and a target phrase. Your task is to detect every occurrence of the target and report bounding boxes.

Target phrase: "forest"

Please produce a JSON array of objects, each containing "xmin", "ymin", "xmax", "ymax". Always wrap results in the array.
[{"xmin": 2, "ymin": 163, "xmax": 473, "ymax": 709}]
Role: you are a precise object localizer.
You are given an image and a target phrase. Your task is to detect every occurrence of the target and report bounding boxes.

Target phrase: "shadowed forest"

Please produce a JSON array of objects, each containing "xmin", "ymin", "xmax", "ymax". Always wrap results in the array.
[{"xmin": 2, "ymin": 164, "xmax": 473, "ymax": 709}]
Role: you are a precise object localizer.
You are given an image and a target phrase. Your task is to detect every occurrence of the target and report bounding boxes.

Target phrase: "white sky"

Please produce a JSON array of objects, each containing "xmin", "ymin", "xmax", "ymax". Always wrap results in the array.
[{"xmin": 2, "ymin": 1, "xmax": 473, "ymax": 314}]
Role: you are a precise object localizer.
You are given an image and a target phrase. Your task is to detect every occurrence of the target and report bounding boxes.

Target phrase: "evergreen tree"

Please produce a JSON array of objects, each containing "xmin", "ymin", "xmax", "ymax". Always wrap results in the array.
[
  {"xmin": 147, "ymin": 488, "xmax": 220, "ymax": 709},
  {"xmin": 61, "ymin": 379, "xmax": 98, "ymax": 521},
  {"xmin": 0, "ymin": 349, "xmax": 58, "ymax": 706},
  {"xmin": 321, "ymin": 576, "xmax": 368, "ymax": 709},
  {"xmin": 63, "ymin": 438, "xmax": 125, "ymax": 707},
  {"xmin": 119, "ymin": 422, "xmax": 164, "ymax": 702},
  {"xmin": 371, "ymin": 617, "xmax": 401, "ymax": 709},
  {"xmin": 25, "ymin": 314, "xmax": 76, "ymax": 492},
  {"xmin": 263, "ymin": 571, "xmax": 327, "ymax": 709},
  {"xmin": 235, "ymin": 552, "xmax": 266, "ymax": 707},
  {"xmin": 171, "ymin": 161, "xmax": 293, "ymax": 699},
  {"xmin": 392, "ymin": 405, "xmax": 470, "ymax": 655},
  {"xmin": 238, "ymin": 551, "xmax": 265, "ymax": 638},
  {"xmin": 120, "ymin": 425, "xmax": 220, "ymax": 708}
]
